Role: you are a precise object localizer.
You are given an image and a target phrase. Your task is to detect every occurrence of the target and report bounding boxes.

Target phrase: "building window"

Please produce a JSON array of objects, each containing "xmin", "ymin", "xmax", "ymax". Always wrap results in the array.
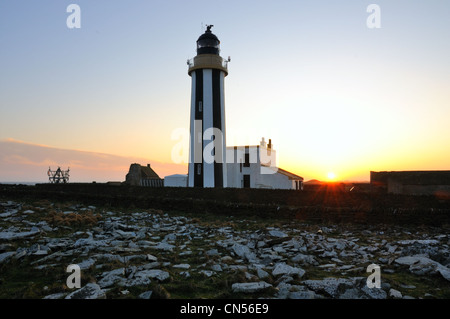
[
  {"xmin": 197, "ymin": 164, "xmax": 201, "ymax": 175},
  {"xmin": 199, "ymin": 101, "xmax": 203, "ymax": 112},
  {"xmin": 244, "ymin": 153, "xmax": 250, "ymax": 167}
]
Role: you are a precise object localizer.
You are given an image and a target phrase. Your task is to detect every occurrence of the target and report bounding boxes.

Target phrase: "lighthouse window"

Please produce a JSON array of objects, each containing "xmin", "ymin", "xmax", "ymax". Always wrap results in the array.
[
  {"xmin": 197, "ymin": 39, "xmax": 219, "ymax": 49},
  {"xmin": 199, "ymin": 101, "xmax": 203, "ymax": 112}
]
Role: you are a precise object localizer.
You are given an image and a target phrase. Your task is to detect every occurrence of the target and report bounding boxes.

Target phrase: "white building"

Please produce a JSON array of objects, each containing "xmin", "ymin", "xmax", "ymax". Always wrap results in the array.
[
  {"xmin": 226, "ymin": 138, "xmax": 303, "ymax": 190},
  {"xmin": 165, "ymin": 137, "xmax": 303, "ymax": 190}
]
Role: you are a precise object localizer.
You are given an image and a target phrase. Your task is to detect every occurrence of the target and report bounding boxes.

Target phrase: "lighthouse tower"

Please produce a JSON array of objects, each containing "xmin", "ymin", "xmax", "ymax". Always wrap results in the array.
[{"xmin": 187, "ymin": 25, "xmax": 229, "ymax": 188}]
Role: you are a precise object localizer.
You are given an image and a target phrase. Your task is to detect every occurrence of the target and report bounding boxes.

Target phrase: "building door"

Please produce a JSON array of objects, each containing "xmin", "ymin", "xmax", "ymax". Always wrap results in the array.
[{"xmin": 243, "ymin": 175, "xmax": 250, "ymax": 188}]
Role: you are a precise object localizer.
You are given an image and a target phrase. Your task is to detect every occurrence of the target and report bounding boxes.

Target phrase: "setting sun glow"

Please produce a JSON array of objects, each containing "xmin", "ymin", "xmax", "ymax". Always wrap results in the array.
[{"xmin": 327, "ymin": 172, "xmax": 336, "ymax": 181}]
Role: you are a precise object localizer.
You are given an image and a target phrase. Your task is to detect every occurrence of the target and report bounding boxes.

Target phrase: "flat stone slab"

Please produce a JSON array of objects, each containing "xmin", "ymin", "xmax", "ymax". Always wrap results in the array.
[
  {"xmin": 0, "ymin": 251, "xmax": 15, "ymax": 263},
  {"xmin": 173, "ymin": 264, "xmax": 191, "ymax": 270},
  {"xmin": 146, "ymin": 254, "xmax": 158, "ymax": 262},
  {"xmin": 397, "ymin": 240, "xmax": 439, "ymax": 245},
  {"xmin": 272, "ymin": 263, "xmax": 305, "ymax": 277},
  {"xmin": 141, "ymin": 269, "xmax": 170, "ymax": 282},
  {"xmin": 0, "ymin": 230, "xmax": 40, "ymax": 241},
  {"xmin": 302, "ymin": 278, "xmax": 355, "ymax": 298},
  {"xmin": 153, "ymin": 242, "xmax": 175, "ymax": 251},
  {"xmin": 232, "ymin": 281, "xmax": 272, "ymax": 293},
  {"xmin": 395, "ymin": 256, "xmax": 450, "ymax": 280},
  {"xmin": 65, "ymin": 283, "xmax": 106, "ymax": 299},
  {"xmin": 268, "ymin": 230, "xmax": 288, "ymax": 238},
  {"xmin": 231, "ymin": 243, "xmax": 257, "ymax": 262}
]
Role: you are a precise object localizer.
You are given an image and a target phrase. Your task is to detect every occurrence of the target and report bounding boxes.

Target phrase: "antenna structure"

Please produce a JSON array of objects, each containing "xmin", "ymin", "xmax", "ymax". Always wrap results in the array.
[{"xmin": 47, "ymin": 166, "xmax": 70, "ymax": 184}]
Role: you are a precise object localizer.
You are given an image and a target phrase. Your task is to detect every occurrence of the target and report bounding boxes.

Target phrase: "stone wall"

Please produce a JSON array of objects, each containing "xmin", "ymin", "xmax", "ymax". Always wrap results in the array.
[{"xmin": 1, "ymin": 183, "xmax": 450, "ymax": 226}]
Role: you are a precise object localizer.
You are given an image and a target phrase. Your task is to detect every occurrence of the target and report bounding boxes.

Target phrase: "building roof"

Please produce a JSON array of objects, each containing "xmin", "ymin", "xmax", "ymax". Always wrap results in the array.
[
  {"xmin": 261, "ymin": 164, "xmax": 303, "ymax": 180},
  {"xmin": 140, "ymin": 164, "xmax": 160, "ymax": 179},
  {"xmin": 276, "ymin": 167, "xmax": 304, "ymax": 181}
]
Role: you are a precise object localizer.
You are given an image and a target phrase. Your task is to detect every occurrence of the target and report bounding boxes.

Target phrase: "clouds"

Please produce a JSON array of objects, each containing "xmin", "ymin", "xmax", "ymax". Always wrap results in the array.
[{"xmin": 0, "ymin": 138, "xmax": 186, "ymax": 183}]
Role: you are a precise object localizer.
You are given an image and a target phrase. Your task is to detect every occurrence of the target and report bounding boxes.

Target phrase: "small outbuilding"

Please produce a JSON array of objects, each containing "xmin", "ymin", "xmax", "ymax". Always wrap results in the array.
[
  {"xmin": 164, "ymin": 174, "xmax": 188, "ymax": 187},
  {"xmin": 125, "ymin": 163, "xmax": 163, "ymax": 187}
]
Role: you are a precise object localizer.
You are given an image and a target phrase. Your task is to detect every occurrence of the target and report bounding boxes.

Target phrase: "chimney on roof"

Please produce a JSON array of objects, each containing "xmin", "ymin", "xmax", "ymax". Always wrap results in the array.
[
  {"xmin": 260, "ymin": 137, "xmax": 267, "ymax": 148},
  {"xmin": 147, "ymin": 164, "xmax": 151, "ymax": 168},
  {"xmin": 268, "ymin": 139, "xmax": 272, "ymax": 150}
]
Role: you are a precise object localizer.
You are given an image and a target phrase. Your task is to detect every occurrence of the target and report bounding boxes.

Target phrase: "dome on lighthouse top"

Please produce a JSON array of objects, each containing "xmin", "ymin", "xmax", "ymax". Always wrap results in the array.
[{"xmin": 197, "ymin": 25, "xmax": 220, "ymax": 55}]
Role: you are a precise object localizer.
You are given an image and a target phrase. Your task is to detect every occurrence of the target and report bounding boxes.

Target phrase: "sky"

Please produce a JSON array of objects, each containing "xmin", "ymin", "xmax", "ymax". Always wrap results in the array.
[{"xmin": 1, "ymin": 0, "xmax": 449, "ymax": 183}]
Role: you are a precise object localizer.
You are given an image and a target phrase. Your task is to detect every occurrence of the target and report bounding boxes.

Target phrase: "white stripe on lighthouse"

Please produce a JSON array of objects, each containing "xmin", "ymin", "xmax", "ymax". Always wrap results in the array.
[
  {"xmin": 188, "ymin": 71, "xmax": 196, "ymax": 187},
  {"xmin": 220, "ymin": 71, "xmax": 227, "ymax": 187},
  {"xmin": 202, "ymin": 69, "xmax": 214, "ymax": 188}
]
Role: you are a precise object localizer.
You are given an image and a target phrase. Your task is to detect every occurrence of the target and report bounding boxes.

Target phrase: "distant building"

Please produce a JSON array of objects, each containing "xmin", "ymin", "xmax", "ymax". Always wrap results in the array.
[
  {"xmin": 370, "ymin": 170, "xmax": 450, "ymax": 196},
  {"xmin": 164, "ymin": 174, "xmax": 188, "ymax": 187},
  {"xmin": 125, "ymin": 163, "xmax": 163, "ymax": 187},
  {"xmin": 303, "ymin": 179, "xmax": 326, "ymax": 192}
]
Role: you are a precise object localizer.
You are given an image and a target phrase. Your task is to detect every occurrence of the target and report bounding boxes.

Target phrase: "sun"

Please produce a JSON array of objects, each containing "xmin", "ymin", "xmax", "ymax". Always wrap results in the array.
[{"xmin": 327, "ymin": 172, "xmax": 336, "ymax": 180}]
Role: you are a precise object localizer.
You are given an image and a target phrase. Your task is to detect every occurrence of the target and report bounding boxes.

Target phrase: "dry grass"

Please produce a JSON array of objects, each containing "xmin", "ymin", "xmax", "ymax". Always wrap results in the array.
[{"xmin": 43, "ymin": 210, "xmax": 102, "ymax": 227}]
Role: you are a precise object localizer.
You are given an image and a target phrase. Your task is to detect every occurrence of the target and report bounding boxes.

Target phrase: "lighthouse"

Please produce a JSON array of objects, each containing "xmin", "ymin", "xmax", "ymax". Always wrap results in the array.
[{"xmin": 187, "ymin": 25, "xmax": 229, "ymax": 188}]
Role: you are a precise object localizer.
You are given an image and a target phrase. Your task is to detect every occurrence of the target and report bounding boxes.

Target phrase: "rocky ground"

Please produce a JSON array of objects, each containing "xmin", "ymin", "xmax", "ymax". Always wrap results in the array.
[{"xmin": 0, "ymin": 199, "xmax": 449, "ymax": 299}]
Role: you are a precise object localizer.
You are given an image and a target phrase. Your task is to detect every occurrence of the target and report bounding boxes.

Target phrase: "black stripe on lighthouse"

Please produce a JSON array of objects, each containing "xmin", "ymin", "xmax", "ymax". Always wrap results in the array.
[
  {"xmin": 194, "ymin": 69, "xmax": 203, "ymax": 188},
  {"xmin": 212, "ymin": 69, "xmax": 223, "ymax": 188}
]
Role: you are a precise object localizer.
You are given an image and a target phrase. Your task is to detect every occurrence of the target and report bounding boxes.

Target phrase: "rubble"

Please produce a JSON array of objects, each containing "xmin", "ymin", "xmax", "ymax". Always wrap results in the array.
[{"xmin": 0, "ymin": 200, "xmax": 449, "ymax": 299}]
